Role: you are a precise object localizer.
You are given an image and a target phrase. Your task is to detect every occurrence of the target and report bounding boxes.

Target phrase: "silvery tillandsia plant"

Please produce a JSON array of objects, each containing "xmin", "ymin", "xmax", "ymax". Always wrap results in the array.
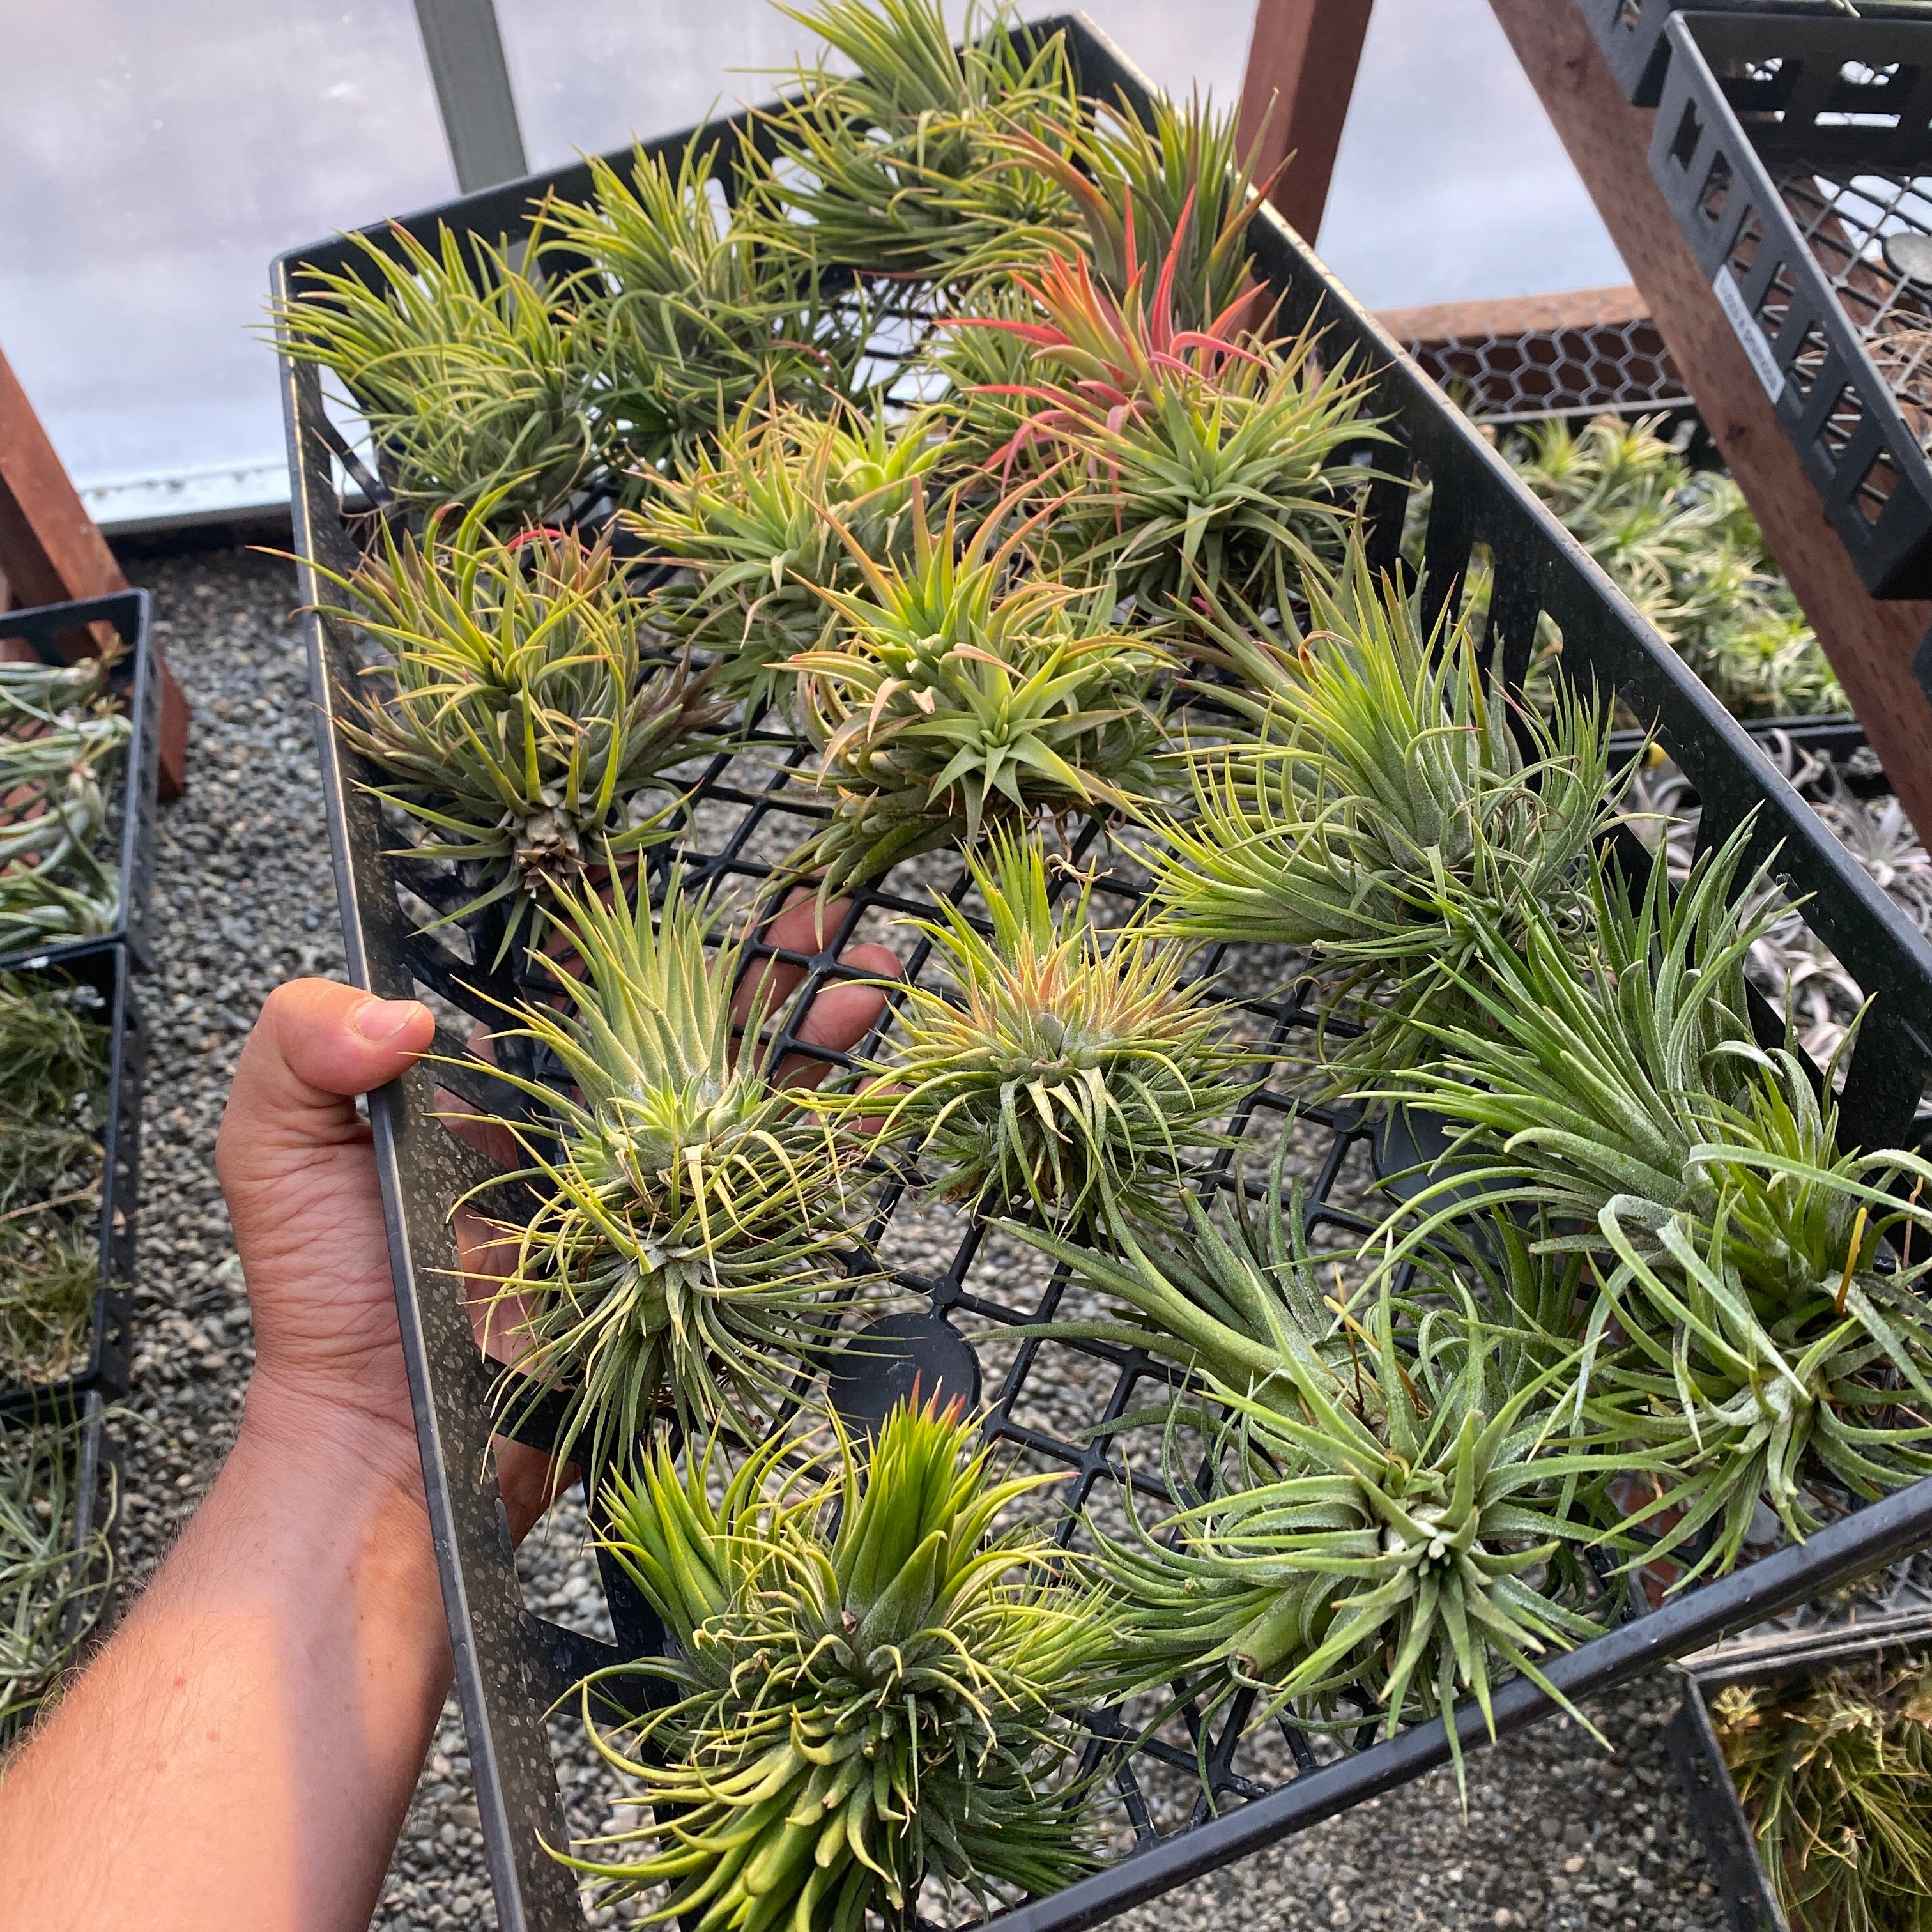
[
  {"xmin": 751, "ymin": 0, "xmax": 1083, "ymax": 281},
  {"xmin": 0, "ymin": 657, "xmax": 131, "ymax": 959},
  {"xmin": 625, "ymin": 401, "xmax": 945, "ymax": 715},
  {"xmin": 1146, "ymin": 548, "xmax": 1616, "ymax": 1075},
  {"xmin": 273, "ymin": 222, "xmax": 599, "ymax": 525},
  {"xmin": 0, "ymin": 1413, "xmax": 112, "ymax": 1738},
  {"xmin": 463, "ymin": 871, "xmax": 878, "ymax": 1475},
  {"xmin": 840, "ymin": 825, "xmax": 1253, "ymax": 1226},
  {"xmin": 311, "ymin": 494, "xmax": 727, "ymax": 960},
  {"xmin": 567, "ymin": 1397, "xmax": 1106, "ymax": 1930},
  {"xmin": 786, "ymin": 486, "xmax": 1169, "ymax": 888},
  {"xmin": 539, "ymin": 134, "xmax": 869, "ymax": 482}
]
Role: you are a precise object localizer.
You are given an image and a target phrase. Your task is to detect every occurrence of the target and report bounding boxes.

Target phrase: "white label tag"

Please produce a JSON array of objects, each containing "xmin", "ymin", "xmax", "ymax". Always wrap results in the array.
[{"xmin": 1713, "ymin": 266, "xmax": 1786, "ymax": 404}]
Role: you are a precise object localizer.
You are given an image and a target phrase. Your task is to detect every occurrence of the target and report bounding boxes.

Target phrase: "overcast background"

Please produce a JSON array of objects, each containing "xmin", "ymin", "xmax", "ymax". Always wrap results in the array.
[{"xmin": 0, "ymin": 0, "xmax": 1629, "ymax": 524}]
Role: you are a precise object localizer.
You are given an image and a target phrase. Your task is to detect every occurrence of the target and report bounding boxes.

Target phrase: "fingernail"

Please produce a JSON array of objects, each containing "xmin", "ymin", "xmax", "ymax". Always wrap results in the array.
[{"xmin": 353, "ymin": 997, "xmax": 425, "ymax": 1043}]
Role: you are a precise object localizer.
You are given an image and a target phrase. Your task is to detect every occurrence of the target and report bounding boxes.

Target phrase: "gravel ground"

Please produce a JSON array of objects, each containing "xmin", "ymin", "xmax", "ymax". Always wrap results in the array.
[{"xmin": 102, "ymin": 540, "xmax": 1731, "ymax": 1932}]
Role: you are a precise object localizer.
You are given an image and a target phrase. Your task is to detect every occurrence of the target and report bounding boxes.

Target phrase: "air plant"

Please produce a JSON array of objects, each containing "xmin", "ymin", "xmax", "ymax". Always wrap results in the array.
[
  {"xmin": 0, "ymin": 1413, "xmax": 112, "ymax": 1736},
  {"xmin": 1507, "ymin": 415, "xmax": 1846, "ymax": 720},
  {"xmin": 936, "ymin": 238, "xmax": 1370, "ymax": 611},
  {"xmin": 843, "ymin": 826, "xmax": 1252, "ymax": 1225},
  {"xmin": 463, "ymin": 872, "xmax": 877, "ymax": 1475},
  {"xmin": 0, "ymin": 1220, "xmax": 97, "ymax": 1388},
  {"xmin": 312, "ymin": 496, "xmax": 726, "ymax": 959},
  {"xmin": 751, "ymin": 0, "xmax": 1083, "ymax": 280},
  {"xmin": 625, "ymin": 401, "xmax": 944, "ymax": 713},
  {"xmin": 567, "ymin": 1397, "xmax": 1105, "ymax": 1928},
  {"xmin": 539, "ymin": 135, "xmax": 865, "ymax": 479},
  {"xmin": 1145, "ymin": 549, "xmax": 1615, "ymax": 1075},
  {"xmin": 1715, "ymin": 1656, "xmax": 1932, "ymax": 1932},
  {"xmin": 0, "ymin": 658, "xmax": 130, "ymax": 960},
  {"xmin": 786, "ymin": 489, "xmax": 1168, "ymax": 888},
  {"xmin": 273, "ymin": 223, "xmax": 597, "ymax": 523}
]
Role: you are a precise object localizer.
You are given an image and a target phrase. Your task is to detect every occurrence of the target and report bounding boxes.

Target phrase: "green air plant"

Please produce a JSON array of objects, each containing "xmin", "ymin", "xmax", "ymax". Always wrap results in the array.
[
  {"xmin": 786, "ymin": 489, "xmax": 1168, "ymax": 888},
  {"xmin": 1371, "ymin": 825, "xmax": 1932, "ymax": 1576},
  {"xmin": 937, "ymin": 242, "xmax": 1371, "ymax": 612},
  {"xmin": 566, "ymin": 1397, "xmax": 1105, "ymax": 1929},
  {"xmin": 273, "ymin": 223, "xmax": 597, "ymax": 524},
  {"xmin": 538, "ymin": 134, "xmax": 865, "ymax": 480},
  {"xmin": 843, "ymin": 825, "xmax": 1252, "ymax": 1225},
  {"xmin": 1145, "ymin": 549, "xmax": 1615, "ymax": 1076},
  {"xmin": 750, "ymin": 0, "xmax": 1083, "ymax": 280},
  {"xmin": 463, "ymin": 873, "xmax": 877, "ymax": 1475},
  {"xmin": 1715, "ymin": 1657, "xmax": 1932, "ymax": 1932},
  {"xmin": 0, "ymin": 657, "xmax": 130, "ymax": 960},
  {"xmin": 0, "ymin": 1413, "xmax": 112, "ymax": 1737},
  {"xmin": 1507, "ymin": 414, "xmax": 1846, "ymax": 721},
  {"xmin": 313, "ymin": 496, "xmax": 726, "ymax": 960},
  {"xmin": 625, "ymin": 401, "xmax": 944, "ymax": 714}
]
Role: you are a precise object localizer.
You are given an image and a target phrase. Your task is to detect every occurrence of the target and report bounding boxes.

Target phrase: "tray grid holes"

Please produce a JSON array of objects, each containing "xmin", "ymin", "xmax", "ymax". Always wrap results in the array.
[{"xmin": 1818, "ymin": 381, "xmax": 1867, "ymax": 468}]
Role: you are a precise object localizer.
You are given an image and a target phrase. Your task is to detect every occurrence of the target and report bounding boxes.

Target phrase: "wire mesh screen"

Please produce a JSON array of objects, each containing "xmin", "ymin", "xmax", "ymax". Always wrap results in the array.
[{"xmin": 1397, "ymin": 312, "xmax": 1690, "ymax": 423}]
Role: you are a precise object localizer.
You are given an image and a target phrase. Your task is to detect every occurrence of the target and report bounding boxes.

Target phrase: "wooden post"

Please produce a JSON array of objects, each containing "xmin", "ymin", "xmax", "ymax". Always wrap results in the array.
[
  {"xmin": 0, "ymin": 347, "xmax": 189, "ymax": 800},
  {"xmin": 1237, "ymin": 0, "xmax": 1376, "ymax": 243},
  {"xmin": 1488, "ymin": 0, "xmax": 1932, "ymax": 847}
]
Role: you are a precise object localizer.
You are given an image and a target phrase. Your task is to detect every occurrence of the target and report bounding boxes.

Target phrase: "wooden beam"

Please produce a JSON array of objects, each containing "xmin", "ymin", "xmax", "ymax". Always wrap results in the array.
[
  {"xmin": 1488, "ymin": 0, "xmax": 1932, "ymax": 848},
  {"xmin": 0, "ymin": 347, "xmax": 189, "ymax": 799},
  {"xmin": 1238, "ymin": 0, "xmax": 1376, "ymax": 244}
]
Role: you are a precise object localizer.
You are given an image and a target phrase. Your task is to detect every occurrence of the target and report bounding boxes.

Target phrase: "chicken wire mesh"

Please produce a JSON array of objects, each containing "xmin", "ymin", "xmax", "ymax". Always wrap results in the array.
[{"xmin": 1395, "ymin": 308, "xmax": 1690, "ymax": 423}]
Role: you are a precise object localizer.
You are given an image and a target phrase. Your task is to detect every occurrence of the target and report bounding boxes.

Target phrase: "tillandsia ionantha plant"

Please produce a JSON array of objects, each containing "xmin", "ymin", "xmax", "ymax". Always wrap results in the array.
[
  {"xmin": 567, "ymin": 1397, "xmax": 1105, "ymax": 1929},
  {"xmin": 1013, "ymin": 1190, "xmax": 1623, "ymax": 1783},
  {"xmin": 273, "ymin": 223, "xmax": 599, "ymax": 525},
  {"xmin": 0, "ymin": 1413, "xmax": 112, "ymax": 1738},
  {"xmin": 463, "ymin": 871, "xmax": 877, "ymax": 1474},
  {"xmin": 1506, "ymin": 414, "xmax": 1846, "ymax": 721},
  {"xmin": 538, "ymin": 134, "xmax": 868, "ymax": 482},
  {"xmin": 840, "ymin": 825, "xmax": 1252, "ymax": 1225},
  {"xmin": 1145, "ymin": 548, "xmax": 1616, "ymax": 1076},
  {"xmin": 1370, "ymin": 824, "xmax": 1932, "ymax": 1578},
  {"xmin": 312, "ymin": 494, "xmax": 727, "ymax": 960},
  {"xmin": 935, "ymin": 237, "xmax": 1371, "ymax": 613},
  {"xmin": 786, "ymin": 489, "xmax": 1169, "ymax": 888},
  {"xmin": 0, "ymin": 970, "xmax": 109, "ymax": 1387},
  {"xmin": 1715, "ymin": 1655, "xmax": 1932, "ymax": 1932},
  {"xmin": 0, "ymin": 657, "xmax": 131, "ymax": 960},
  {"xmin": 625, "ymin": 401, "xmax": 944, "ymax": 714},
  {"xmin": 751, "ymin": 0, "xmax": 1083, "ymax": 281}
]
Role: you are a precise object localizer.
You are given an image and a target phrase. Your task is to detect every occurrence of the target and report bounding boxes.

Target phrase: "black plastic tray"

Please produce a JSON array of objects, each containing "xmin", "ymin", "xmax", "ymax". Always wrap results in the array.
[
  {"xmin": 1667, "ymin": 1620, "xmax": 1932, "ymax": 1932},
  {"xmin": 1650, "ymin": 9, "xmax": 1932, "ymax": 597},
  {"xmin": 0, "ymin": 941, "xmax": 145, "ymax": 1423},
  {"xmin": 0, "ymin": 590, "xmax": 159, "ymax": 974},
  {"xmin": 275, "ymin": 14, "xmax": 1932, "ymax": 1929},
  {"xmin": 1575, "ymin": 0, "xmax": 1932, "ymax": 109}
]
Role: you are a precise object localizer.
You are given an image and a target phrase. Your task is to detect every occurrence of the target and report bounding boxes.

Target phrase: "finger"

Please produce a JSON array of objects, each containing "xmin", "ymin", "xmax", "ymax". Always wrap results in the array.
[
  {"xmin": 437, "ymin": 1023, "xmax": 524, "ymax": 1171},
  {"xmin": 732, "ymin": 892, "xmax": 854, "ymax": 1028},
  {"xmin": 776, "ymin": 943, "xmax": 902, "ymax": 1089},
  {"xmin": 218, "ymin": 980, "xmax": 434, "ymax": 1171}
]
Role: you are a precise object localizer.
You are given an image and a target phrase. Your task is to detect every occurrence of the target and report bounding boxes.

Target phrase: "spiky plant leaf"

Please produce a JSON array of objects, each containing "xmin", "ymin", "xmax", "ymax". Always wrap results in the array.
[
  {"xmin": 464, "ymin": 873, "xmax": 878, "ymax": 1472},
  {"xmin": 539, "ymin": 134, "xmax": 867, "ymax": 479},
  {"xmin": 749, "ymin": 0, "xmax": 1083, "ymax": 279},
  {"xmin": 1146, "ymin": 550, "xmax": 1614, "ymax": 1074},
  {"xmin": 625, "ymin": 401, "xmax": 944, "ymax": 713},
  {"xmin": 312, "ymin": 497, "xmax": 726, "ymax": 959},
  {"xmin": 786, "ymin": 489, "xmax": 1168, "ymax": 887},
  {"xmin": 843, "ymin": 826, "xmax": 1251, "ymax": 1224},
  {"xmin": 273, "ymin": 224, "xmax": 597, "ymax": 523},
  {"xmin": 0, "ymin": 1218, "xmax": 97, "ymax": 1388},
  {"xmin": 567, "ymin": 1398, "xmax": 1105, "ymax": 1928}
]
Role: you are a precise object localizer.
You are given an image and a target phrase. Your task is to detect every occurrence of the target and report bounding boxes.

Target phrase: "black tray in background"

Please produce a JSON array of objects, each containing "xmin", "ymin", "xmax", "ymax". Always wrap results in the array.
[
  {"xmin": 0, "ymin": 589, "xmax": 159, "ymax": 975},
  {"xmin": 0, "ymin": 940, "xmax": 144, "ymax": 1423},
  {"xmin": 276, "ymin": 13, "xmax": 1932, "ymax": 1929}
]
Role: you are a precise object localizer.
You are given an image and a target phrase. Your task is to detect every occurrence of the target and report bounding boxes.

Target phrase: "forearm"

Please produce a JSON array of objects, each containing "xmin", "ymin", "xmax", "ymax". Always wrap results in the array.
[{"xmin": 0, "ymin": 1381, "xmax": 451, "ymax": 1932}]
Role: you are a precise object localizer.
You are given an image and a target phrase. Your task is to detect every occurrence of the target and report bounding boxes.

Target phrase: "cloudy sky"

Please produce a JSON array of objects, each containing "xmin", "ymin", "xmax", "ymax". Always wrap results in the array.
[{"xmin": 0, "ymin": 0, "xmax": 1629, "ymax": 513}]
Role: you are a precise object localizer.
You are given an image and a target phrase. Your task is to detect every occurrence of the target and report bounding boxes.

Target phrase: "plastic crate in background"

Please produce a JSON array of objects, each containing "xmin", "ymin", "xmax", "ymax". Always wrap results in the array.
[
  {"xmin": 275, "ymin": 13, "xmax": 1932, "ymax": 1928},
  {"xmin": 0, "ymin": 590, "xmax": 160, "ymax": 974},
  {"xmin": 1649, "ymin": 9, "xmax": 1932, "ymax": 597}
]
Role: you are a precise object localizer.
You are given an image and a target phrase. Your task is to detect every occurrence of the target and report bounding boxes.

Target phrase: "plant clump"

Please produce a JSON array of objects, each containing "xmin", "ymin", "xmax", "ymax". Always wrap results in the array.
[
  {"xmin": 571, "ymin": 1397, "xmax": 1104, "ymax": 1930},
  {"xmin": 316, "ymin": 498, "xmax": 727, "ymax": 958},
  {"xmin": 467, "ymin": 873, "xmax": 878, "ymax": 1473},
  {"xmin": 844, "ymin": 827, "xmax": 1251, "ymax": 1225}
]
